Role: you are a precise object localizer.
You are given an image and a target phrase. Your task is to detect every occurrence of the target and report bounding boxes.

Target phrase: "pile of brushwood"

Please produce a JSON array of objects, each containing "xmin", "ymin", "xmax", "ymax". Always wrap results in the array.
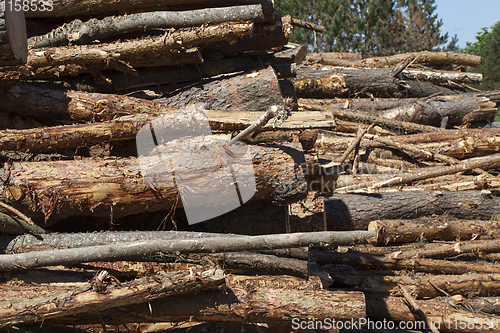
[{"xmin": 0, "ymin": 1, "xmax": 500, "ymax": 332}]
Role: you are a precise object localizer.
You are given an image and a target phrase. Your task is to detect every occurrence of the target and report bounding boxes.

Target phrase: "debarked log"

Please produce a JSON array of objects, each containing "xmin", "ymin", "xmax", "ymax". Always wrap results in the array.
[
  {"xmin": 293, "ymin": 67, "xmax": 460, "ymax": 99},
  {"xmin": 0, "ymin": 267, "xmax": 225, "ymax": 328},
  {"xmin": 369, "ymin": 219, "xmax": 500, "ymax": 244},
  {"xmin": 310, "ymin": 95, "xmax": 497, "ymax": 127},
  {"xmin": 0, "ymin": 5, "xmax": 27, "ymax": 66},
  {"xmin": 1, "ymin": 21, "xmax": 255, "ymax": 80},
  {"xmin": 332, "ymin": 273, "xmax": 500, "ymax": 298},
  {"xmin": 42, "ymin": 275, "xmax": 366, "ymax": 325},
  {"xmin": 0, "ymin": 142, "xmax": 311, "ymax": 226},
  {"xmin": 28, "ymin": 5, "xmax": 268, "ymax": 48},
  {"xmin": 324, "ymin": 190, "xmax": 500, "ymax": 231}
]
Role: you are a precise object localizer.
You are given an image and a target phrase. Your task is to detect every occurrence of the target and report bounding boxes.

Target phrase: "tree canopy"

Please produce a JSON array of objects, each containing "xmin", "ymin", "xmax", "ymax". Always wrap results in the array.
[
  {"xmin": 275, "ymin": 0, "xmax": 454, "ymax": 56},
  {"xmin": 464, "ymin": 22, "xmax": 500, "ymax": 91}
]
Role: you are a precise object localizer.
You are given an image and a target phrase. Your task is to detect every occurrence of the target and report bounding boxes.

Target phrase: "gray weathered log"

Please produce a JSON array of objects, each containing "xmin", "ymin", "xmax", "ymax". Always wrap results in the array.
[
  {"xmin": 325, "ymin": 190, "xmax": 500, "ymax": 231},
  {"xmin": 28, "ymin": 5, "xmax": 267, "ymax": 48},
  {"xmin": 0, "ymin": 231, "xmax": 376, "ymax": 271}
]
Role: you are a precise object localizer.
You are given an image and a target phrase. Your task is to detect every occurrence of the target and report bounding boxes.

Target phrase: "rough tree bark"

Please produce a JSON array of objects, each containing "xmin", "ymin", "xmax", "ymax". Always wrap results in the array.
[
  {"xmin": 24, "ymin": 0, "xmax": 275, "ymax": 22},
  {"xmin": 28, "ymin": 5, "xmax": 268, "ymax": 48},
  {"xmin": 309, "ymin": 94, "xmax": 497, "ymax": 127},
  {"xmin": 0, "ymin": 142, "xmax": 310, "ymax": 226},
  {"xmin": 294, "ymin": 67, "xmax": 461, "ymax": 99},
  {"xmin": 325, "ymin": 190, "xmax": 500, "ymax": 231},
  {"xmin": 369, "ymin": 219, "xmax": 500, "ymax": 244},
  {"xmin": 0, "ymin": 4, "xmax": 27, "ymax": 65}
]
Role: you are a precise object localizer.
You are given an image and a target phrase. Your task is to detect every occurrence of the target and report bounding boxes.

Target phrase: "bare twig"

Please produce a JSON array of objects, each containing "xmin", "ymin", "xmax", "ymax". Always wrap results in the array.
[
  {"xmin": 399, "ymin": 284, "xmax": 440, "ymax": 333},
  {"xmin": 226, "ymin": 106, "xmax": 277, "ymax": 146},
  {"xmin": 0, "ymin": 201, "xmax": 35, "ymax": 225}
]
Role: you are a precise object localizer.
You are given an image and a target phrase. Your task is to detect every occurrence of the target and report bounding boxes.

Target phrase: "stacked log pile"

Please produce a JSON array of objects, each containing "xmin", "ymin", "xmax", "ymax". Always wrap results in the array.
[{"xmin": 0, "ymin": 0, "xmax": 500, "ymax": 332}]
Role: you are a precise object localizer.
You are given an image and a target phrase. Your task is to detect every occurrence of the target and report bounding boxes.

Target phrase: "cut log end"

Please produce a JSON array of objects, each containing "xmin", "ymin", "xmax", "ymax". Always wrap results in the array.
[{"xmin": 1, "ymin": 7, "xmax": 27, "ymax": 65}]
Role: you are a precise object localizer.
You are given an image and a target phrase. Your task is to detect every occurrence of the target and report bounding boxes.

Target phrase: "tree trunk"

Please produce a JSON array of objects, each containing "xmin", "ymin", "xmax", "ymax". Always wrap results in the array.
[
  {"xmin": 28, "ymin": 5, "xmax": 268, "ymax": 48},
  {"xmin": 325, "ymin": 190, "xmax": 500, "ymax": 231},
  {"xmin": 333, "ymin": 272, "xmax": 500, "ymax": 298},
  {"xmin": 0, "ymin": 267, "xmax": 225, "ymax": 327},
  {"xmin": 1, "ymin": 142, "xmax": 310, "ymax": 226},
  {"xmin": 294, "ymin": 67, "xmax": 461, "ymax": 99},
  {"xmin": 311, "ymin": 94, "xmax": 497, "ymax": 127},
  {"xmin": 158, "ymin": 66, "xmax": 291, "ymax": 111},
  {"xmin": 24, "ymin": 0, "xmax": 275, "ymax": 22},
  {"xmin": 0, "ymin": 5, "xmax": 27, "ymax": 65},
  {"xmin": 41, "ymin": 275, "xmax": 366, "ymax": 325},
  {"xmin": 369, "ymin": 219, "xmax": 500, "ymax": 244},
  {"xmin": 312, "ymin": 249, "xmax": 500, "ymax": 275}
]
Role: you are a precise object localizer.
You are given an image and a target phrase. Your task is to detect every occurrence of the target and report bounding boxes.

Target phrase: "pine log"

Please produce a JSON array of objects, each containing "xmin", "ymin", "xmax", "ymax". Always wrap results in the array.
[
  {"xmin": 370, "ymin": 219, "xmax": 500, "ymax": 244},
  {"xmin": 0, "ymin": 4, "xmax": 27, "ymax": 65},
  {"xmin": 0, "ymin": 142, "xmax": 310, "ymax": 226},
  {"xmin": 2, "ymin": 21, "xmax": 257, "ymax": 80},
  {"xmin": 312, "ymin": 249, "xmax": 500, "ymax": 275},
  {"xmin": 294, "ymin": 67, "xmax": 461, "ymax": 99},
  {"xmin": 0, "ymin": 231, "xmax": 375, "ymax": 270},
  {"xmin": 24, "ymin": 0, "xmax": 275, "ymax": 22},
  {"xmin": 0, "ymin": 267, "xmax": 225, "ymax": 327},
  {"xmin": 309, "ymin": 95, "xmax": 497, "ymax": 127},
  {"xmin": 402, "ymin": 69, "xmax": 482, "ymax": 85},
  {"xmin": 28, "ymin": 5, "xmax": 268, "ymax": 48},
  {"xmin": 37, "ymin": 47, "xmax": 305, "ymax": 93},
  {"xmin": 325, "ymin": 190, "xmax": 500, "ymax": 231},
  {"xmin": 389, "ymin": 239, "xmax": 500, "ymax": 260},
  {"xmin": 315, "ymin": 51, "xmax": 482, "ymax": 68},
  {"xmin": 366, "ymin": 295, "xmax": 500, "ymax": 333},
  {"xmin": 41, "ymin": 275, "xmax": 366, "ymax": 325},
  {"xmin": 157, "ymin": 66, "xmax": 290, "ymax": 111},
  {"xmin": 332, "ymin": 272, "xmax": 500, "ymax": 298},
  {"xmin": 308, "ymin": 52, "xmax": 362, "ymax": 62}
]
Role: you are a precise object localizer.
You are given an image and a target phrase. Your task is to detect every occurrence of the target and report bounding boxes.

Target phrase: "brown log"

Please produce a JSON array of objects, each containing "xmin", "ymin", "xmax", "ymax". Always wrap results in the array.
[
  {"xmin": 367, "ymin": 295, "xmax": 500, "ymax": 333},
  {"xmin": 294, "ymin": 67, "xmax": 461, "ymax": 99},
  {"xmin": 0, "ymin": 142, "xmax": 309, "ymax": 226},
  {"xmin": 42, "ymin": 275, "xmax": 366, "ymax": 325},
  {"xmin": 24, "ymin": 0, "xmax": 275, "ymax": 22},
  {"xmin": 370, "ymin": 219, "xmax": 500, "ymax": 244},
  {"xmin": 28, "ymin": 5, "xmax": 268, "ymax": 48},
  {"xmin": 317, "ymin": 51, "xmax": 482, "ymax": 69},
  {"xmin": 2, "ymin": 21, "xmax": 257, "ymax": 80},
  {"xmin": 36, "ymin": 47, "xmax": 305, "ymax": 93},
  {"xmin": 307, "ymin": 52, "xmax": 362, "ymax": 62},
  {"xmin": 390, "ymin": 239, "xmax": 500, "ymax": 260},
  {"xmin": 0, "ymin": 267, "xmax": 225, "ymax": 327},
  {"xmin": 333, "ymin": 272, "xmax": 500, "ymax": 298},
  {"xmin": 0, "ymin": 5, "xmax": 27, "ymax": 66},
  {"xmin": 158, "ymin": 66, "xmax": 290, "ymax": 111},
  {"xmin": 310, "ymin": 95, "xmax": 497, "ymax": 127},
  {"xmin": 312, "ymin": 249, "xmax": 500, "ymax": 275},
  {"xmin": 325, "ymin": 190, "xmax": 500, "ymax": 231}
]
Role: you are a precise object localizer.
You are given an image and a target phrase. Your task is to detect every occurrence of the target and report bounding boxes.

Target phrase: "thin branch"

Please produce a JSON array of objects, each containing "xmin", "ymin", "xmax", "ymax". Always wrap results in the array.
[
  {"xmin": 399, "ymin": 284, "xmax": 440, "ymax": 333},
  {"xmin": 0, "ymin": 201, "xmax": 35, "ymax": 225}
]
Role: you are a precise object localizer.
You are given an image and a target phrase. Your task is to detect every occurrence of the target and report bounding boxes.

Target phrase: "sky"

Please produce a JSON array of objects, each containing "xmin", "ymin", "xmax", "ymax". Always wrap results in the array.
[{"xmin": 434, "ymin": 0, "xmax": 500, "ymax": 49}]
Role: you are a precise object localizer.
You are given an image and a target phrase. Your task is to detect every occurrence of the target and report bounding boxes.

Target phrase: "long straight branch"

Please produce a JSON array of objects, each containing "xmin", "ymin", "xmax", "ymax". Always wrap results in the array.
[{"xmin": 0, "ymin": 231, "xmax": 376, "ymax": 271}]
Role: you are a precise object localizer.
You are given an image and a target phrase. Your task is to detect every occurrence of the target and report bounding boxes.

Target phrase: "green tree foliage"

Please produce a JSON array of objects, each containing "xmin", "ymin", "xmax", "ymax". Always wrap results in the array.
[
  {"xmin": 275, "ymin": 0, "xmax": 451, "ymax": 56},
  {"xmin": 464, "ymin": 22, "xmax": 500, "ymax": 92}
]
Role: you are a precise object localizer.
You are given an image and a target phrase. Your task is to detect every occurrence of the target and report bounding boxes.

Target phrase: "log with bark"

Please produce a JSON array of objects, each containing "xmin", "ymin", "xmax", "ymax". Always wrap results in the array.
[
  {"xmin": 0, "ymin": 267, "xmax": 226, "ymax": 327},
  {"xmin": 0, "ymin": 230, "xmax": 375, "ymax": 270},
  {"xmin": 306, "ymin": 94, "xmax": 497, "ymax": 127},
  {"xmin": 310, "ymin": 51, "xmax": 482, "ymax": 68},
  {"xmin": 28, "ymin": 5, "xmax": 268, "ymax": 48},
  {"xmin": 41, "ymin": 275, "xmax": 366, "ymax": 325},
  {"xmin": 325, "ymin": 190, "xmax": 500, "ymax": 231},
  {"xmin": 0, "ymin": 141, "xmax": 311, "ymax": 226},
  {"xmin": 0, "ymin": 5, "xmax": 27, "ymax": 66},
  {"xmin": 331, "ymin": 272, "xmax": 500, "ymax": 298},
  {"xmin": 2, "ymin": 21, "xmax": 257, "ymax": 80},
  {"xmin": 369, "ymin": 218, "xmax": 500, "ymax": 244},
  {"xmin": 294, "ymin": 67, "xmax": 462, "ymax": 99},
  {"xmin": 312, "ymin": 249, "xmax": 500, "ymax": 275},
  {"xmin": 24, "ymin": 0, "xmax": 275, "ymax": 22}
]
